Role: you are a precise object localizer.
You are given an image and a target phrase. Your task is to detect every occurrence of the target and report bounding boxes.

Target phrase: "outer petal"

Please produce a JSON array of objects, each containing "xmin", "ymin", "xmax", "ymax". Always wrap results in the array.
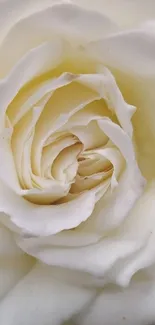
[
  {"xmin": 17, "ymin": 182, "xmax": 155, "ymax": 283},
  {"xmin": 94, "ymin": 118, "xmax": 145, "ymax": 231},
  {"xmin": 88, "ymin": 26, "xmax": 155, "ymax": 75},
  {"xmin": 15, "ymin": 121, "xmax": 145, "ymax": 277},
  {"xmin": 102, "ymin": 181, "xmax": 155, "ymax": 287},
  {"xmin": 0, "ymin": 262, "xmax": 95, "ymax": 325},
  {"xmin": 0, "ymin": 3, "xmax": 119, "ymax": 77},
  {"xmin": 0, "ymin": 0, "xmax": 59, "ymax": 43},
  {"xmin": 75, "ymin": 277, "xmax": 155, "ymax": 325},
  {"xmin": 127, "ymin": 79, "xmax": 155, "ymax": 181},
  {"xmin": 0, "ymin": 180, "xmax": 96, "ymax": 236},
  {"xmin": 0, "ymin": 222, "xmax": 34, "ymax": 299},
  {"xmin": 73, "ymin": 0, "xmax": 155, "ymax": 28},
  {"xmin": 1, "ymin": 0, "xmax": 154, "ymax": 38},
  {"xmin": 87, "ymin": 24, "xmax": 155, "ymax": 181},
  {"xmin": 0, "ymin": 38, "xmax": 64, "ymax": 131}
]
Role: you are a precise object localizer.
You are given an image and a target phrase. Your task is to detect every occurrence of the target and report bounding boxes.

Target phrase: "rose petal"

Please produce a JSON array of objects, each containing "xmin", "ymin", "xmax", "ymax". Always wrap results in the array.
[
  {"xmin": 0, "ymin": 0, "xmax": 60, "ymax": 43},
  {"xmin": 0, "ymin": 39, "xmax": 64, "ymax": 130},
  {"xmin": 78, "ymin": 156, "xmax": 110, "ymax": 176},
  {"xmin": 75, "ymin": 278, "xmax": 155, "ymax": 325},
  {"xmin": 31, "ymin": 82, "xmax": 98, "ymax": 175},
  {"xmin": 124, "ymin": 78, "xmax": 155, "ymax": 181},
  {"xmin": 21, "ymin": 131, "xmax": 71, "ymax": 204},
  {"xmin": 18, "ymin": 230, "xmax": 101, "ymax": 250},
  {"xmin": 93, "ymin": 165, "xmax": 145, "ymax": 233},
  {"xmin": 88, "ymin": 27, "xmax": 155, "ymax": 75},
  {"xmin": 0, "ymin": 129, "xmax": 21, "ymax": 193},
  {"xmin": 0, "ymin": 223, "xmax": 34, "ymax": 299},
  {"xmin": 104, "ymin": 182, "xmax": 155, "ymax": 287},
  {"xmin": 98, "ymin": 119, "xmax": 135, "ymax": 164},
  {"xmin": 79, "ymin": 69, "xmax": 135, "ymax": 137},
  {"xmin": 18, "ymin": 231, "xmax": 141, "ymax": 276},
  {"xmin": 52, "ymin": 143, "xmax": 81, "ymax": 183},
  {"xmin": 18, "ymin": 181, "xmax": 152, "ymax": 278},
  {"xmin": 73, "ymin": 0, "xmax": 155, "ymax": 28},
  {"xmin": 109, "ymin": 235, "xmax": 155, "ymax": 287},
  {"xmin": 85, "ymin": 24, "xmax": 155, "ymax": 182},
  {"xmin": 8, "ymin": 72, "xmax": 79, "ymax": 127},
  {"xmin": 0, "ymin": 180, "xmax": 96, "ymax": 236},
  {"xmin": 42, "ymin": 134, "xmax": 77, "ymax": 177},
  {"xmin": 12, "ymin": 95, "xmax": 50, "ymax": 187},
  {"xmin": 94, "ymin": 147, "xmax": 125, "ymax": 189},
  {"xmin": 0, "ymin": 262, "xmax": 95, "ymax": 325},
  {"xmin": 0, "ymin": 3, "xmax": 119, "ymax": 76},
  {"xmin": 86, "ymin": 24, "xmax": 155, "ymax": 182}
]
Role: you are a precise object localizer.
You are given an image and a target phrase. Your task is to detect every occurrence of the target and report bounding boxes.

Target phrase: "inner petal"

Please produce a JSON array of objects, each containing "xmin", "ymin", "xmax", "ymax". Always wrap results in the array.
[
  {"xmin": 5, "ymin": 45, "xmax": 134, "ymax": 211},
  {"xmin": 71, "ymin": 149, "xmax": 113, "ymax": 194},
  {"xmin": 7, "ymin": 72, "xmax": 79, "ymax": 127},
  {"xmin": 71, "ymin": 120, "xmax": 108, "ymax": 150},
  {"xmin": 78, "ymin": 155, "xmax": 112, "ymax": 176},
  {"xmin": 41, "ymin": 134, "xmax": 78, "ymax": 178},
  {"xmin": 11, "ymin": 97, "xmax": 48, "ymax": 188},
  {"xmin": 31, "ymin": 81, "xmax": 99, "ymax": 176},
  {"xmin": 61, "ymin": 99, "xmax": 111, "ymax": 149},
  {"xmin": 52, "ymin": 143, "xmax": 83, "ymax": 183}
]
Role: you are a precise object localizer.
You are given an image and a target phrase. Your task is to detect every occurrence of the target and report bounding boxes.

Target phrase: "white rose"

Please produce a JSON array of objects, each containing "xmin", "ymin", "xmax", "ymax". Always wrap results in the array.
[{"xmin": 0, "ymin": 1, "xmax": 155, "ymax": 324}]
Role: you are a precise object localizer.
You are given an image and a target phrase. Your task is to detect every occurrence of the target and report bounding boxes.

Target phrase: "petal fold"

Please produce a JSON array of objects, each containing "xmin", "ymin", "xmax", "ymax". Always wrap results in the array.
[{"xmin": 0, "ymin": 262, "xmax": 95, "ymax": 325}]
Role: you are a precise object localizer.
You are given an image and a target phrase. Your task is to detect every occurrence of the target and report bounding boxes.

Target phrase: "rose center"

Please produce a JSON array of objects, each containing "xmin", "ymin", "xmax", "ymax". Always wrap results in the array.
[{"xmin": 6, "ymin": 59, "xmax": 126, "ymax": 205}]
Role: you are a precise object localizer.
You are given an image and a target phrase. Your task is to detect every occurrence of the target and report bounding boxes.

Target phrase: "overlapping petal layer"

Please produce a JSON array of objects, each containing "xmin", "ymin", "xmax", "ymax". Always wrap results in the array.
[
  {"xmin": 1, "ymin": 7, "xmax": 155, "ymax": 325},
  {"xmin": 0, "ymin": 3, "xmax": 145, "ymax": 281}
]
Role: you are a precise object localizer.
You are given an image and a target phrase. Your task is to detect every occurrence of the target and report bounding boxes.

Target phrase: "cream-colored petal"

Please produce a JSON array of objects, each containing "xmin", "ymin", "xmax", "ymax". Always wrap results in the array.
[
  {"xmin": 0, "ymin": 262, "xmax": 95, "ymax": 325},
  {"xmin": 78, "ymin": 156, "xmax": 111, "ymax": 176},
  {"xmin": 98, "ymin": 119, "xmax": 136, "ymax": 166},
  {"xmin": 87, "ymin": 27, "xmax": 155, "ymax": 76},
  {"xmin": 0, "ymin": 223, "xmax": 34, "ymax": 299},
  {"xmin": 71, "ymin": 173, "xmax": 109, "ymax": 193},
  {"xmin": 23, "ymin": 182, "xmax": 70, "ymax": 205},
  {"xmin": 79, "ymin": 70, "xmax": 135, "ymax": 137},
  {"xmin": 0, "ymin": 0, "xmax": 59, "ymax": 43},
  {"xmin": 17, "ymin": 229, "xmax": 101, "ymax": 250},
  {"xmin": 18, "ymin": 230, "xmax": 141, "ymax": 276},
  {"xmin": 42, "ymin": 135, "xmax": 77, "ymax": 178},
  {"xmin": 76, "ymin": 278, "xmax": 155, "ymax": 325},
  {"xmin": 0, "ymin": 129, "xmax": 22, "ymax": 193},
  {"xmin": 73, "ymin": 0, "xmax": 155, "ymax": 28},
  {"xmin": 94, "ymin": 147, "xmax": 125, "ymax": 189},
  {"xmin": 52, "ymin": 143, "xmax": 82, "ymax": 182},
  {"xmin": 8, "ymin": 72, "xmax": 79, "ymax": 127},
  {"xmin": 21, "ymin": 129, "xmax": 71, "ymax": 203},
  {"xmin": 93, "ymin": 166, "xmax": 145, "ymax": 233},
  {"xmin": 21, "ymin": 131, "xmax": 34, "ymax": 189},
  {"xmin": 104, "ymin": 182, "xmax": 155, "ymax": 287},
  {"xmin": 0, "ymin": 39, "xmax": 63, "ymax": 130},
  {"xmin": 71, "ymin": 120, "xmax": 108, "ymax": 150},
  {"xmin": 18, "ymin": 168, "xmax": 145, "ymax": 273},
  {"xmin": 32, "ymin": 82, "xmax": 98, "ymax": 175},
  {"xmin": 120, "ymin": 76, "xmax": 155, "ymax": 181},
  {"xmin": 12, "ymin": 95, "xmax": 50, "ymax": 187},
  {"xmin": 87, "ymin": 25, "xmax": 155, "ymax": 182},
  {"xmin": 0, "ymin": 3, "xmax": 119, "ymax": 76},
  {"xmin": 0, "ymin": 181, "xmax": 96, "ymax": 236}
]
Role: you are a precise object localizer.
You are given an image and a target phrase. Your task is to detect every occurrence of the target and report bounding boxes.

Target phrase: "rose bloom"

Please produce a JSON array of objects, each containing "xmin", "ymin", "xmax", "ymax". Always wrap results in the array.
[{"xmin": 1, "ymin": 0, "xmax": 155, "ymax": 324}]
